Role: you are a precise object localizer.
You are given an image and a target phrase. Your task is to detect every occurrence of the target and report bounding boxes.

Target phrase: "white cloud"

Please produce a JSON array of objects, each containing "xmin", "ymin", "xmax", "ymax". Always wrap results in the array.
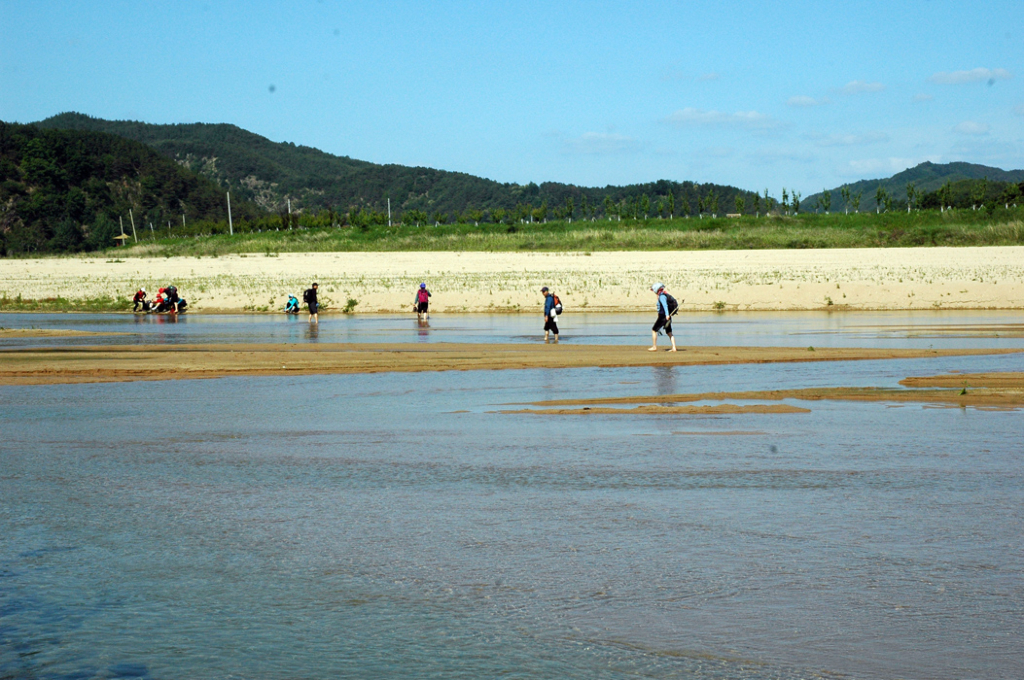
[
  {"xmin": 787, "ymin": 95, "xmax": 831, "ymax": 107},
  {"xmin": 954, "ymin": 121, "xmax": 991, "ymax": 135},
  {"xmin": 912, "ymin": 93, "xmax": 934, "ymax": 103},
  {"xmin": 748, "ymin": 148, "xmax": 816, "ymax": 165},
  {"xmin": 699, "ymin": 72, "xmax": 721, "ymax": 81},
  {"xmin": 838, "ymin": 80, "xmax": 885, "ymax": 95},
  {"xmin": 662, "ymin": 107, "xmax": 783, "ymax": 131},
  {"xmin": 561, "ymin": 132, "xmax": 641, "ymax": 155},
  {"xmin": 930, "ymin": 68, "xmax": 1012, "ymax": 85},
  {"xmin": 838, "ymin": 156, "xmax": 938, "ymax": 178},
  {"xmin": 806, "ymin": 131, "xmax": 889, "ymax": 147}
]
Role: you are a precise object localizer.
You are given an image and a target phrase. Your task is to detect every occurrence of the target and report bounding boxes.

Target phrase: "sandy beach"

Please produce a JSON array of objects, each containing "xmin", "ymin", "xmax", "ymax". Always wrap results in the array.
[{"xmin": 2, "ymin": 247, "xmax": 1024, "ymax": 313}]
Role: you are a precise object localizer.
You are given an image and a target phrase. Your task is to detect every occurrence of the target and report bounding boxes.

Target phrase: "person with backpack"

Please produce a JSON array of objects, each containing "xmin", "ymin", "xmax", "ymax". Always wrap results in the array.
[
  {"xmin": 164, "ymin": 285, "xmax": 181, "ymax": 314},
  {"xmin": 541, "ymin": 286, "xmax": 560, "ymax": 343},
  {"xmin": 649, "ymin": 282, "xmax": 678, "ymax": 352},
  {"xmin": 303, "ymin": 282, "xmax": 319, "ymax": 323},
  {"xmin": 413, "ymin": 283, "xmax": 432, "ymax": 321}
]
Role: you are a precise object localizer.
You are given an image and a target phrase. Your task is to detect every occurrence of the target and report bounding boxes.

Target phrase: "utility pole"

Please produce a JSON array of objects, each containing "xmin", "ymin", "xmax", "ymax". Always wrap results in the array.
[
  {"xmin": 287, "ymin": 198, "xmax": 292, "ymax": 214},
  {"xmin": 149, "ymin": 222, "xmax": 155, "ymax": 238},
  {"xmin": 227, "ymin": 192, "xmax": 234, "ymax": 236},
  {"xmin": 182, "ymin": 214, "xmax": 186, "ymax": 229},
  {"xmin": 387, "ymin": 197, "xmax": 392, "ymax": 227},
  {"xmin": 119, "ymin": 216, "xmax": 126, "ymax": 238},
  {"xmin": 128, "ymin": 209, "xmax": 138, "ymax": 243}
]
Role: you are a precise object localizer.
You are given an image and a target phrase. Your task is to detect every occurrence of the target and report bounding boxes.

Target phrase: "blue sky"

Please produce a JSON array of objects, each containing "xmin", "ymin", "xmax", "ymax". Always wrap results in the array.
[{"xmin": 2, "ymin": 0, "xmax": 1022, "ymax": 193}]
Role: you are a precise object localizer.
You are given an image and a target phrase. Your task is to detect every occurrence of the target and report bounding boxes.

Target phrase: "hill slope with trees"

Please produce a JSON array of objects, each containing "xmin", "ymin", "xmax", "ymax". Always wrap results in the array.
[
  {"xmin": 0, "ymin": 121, "xmax": 261, "ymax": 255},
  {"xmin": 803, "ymin": 161, "xmax": 1024, "ymax": 214},
  {"xmin": 35, "ymin": 113, "xmax": 757, "ymax": 221}
]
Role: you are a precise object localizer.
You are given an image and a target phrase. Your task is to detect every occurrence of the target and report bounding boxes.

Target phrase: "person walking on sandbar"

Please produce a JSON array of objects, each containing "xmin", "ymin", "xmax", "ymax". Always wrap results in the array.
[
  {"xmin": 649, "ymin": 282, "xmax": 678, "ymax": 352},
  {"xmin": 303, "ymin": 282, "xmax": 319, "ymax": 324},
  {"xmin": 541, "ymin": 286, "xmax": 559, "ymax": 343}
]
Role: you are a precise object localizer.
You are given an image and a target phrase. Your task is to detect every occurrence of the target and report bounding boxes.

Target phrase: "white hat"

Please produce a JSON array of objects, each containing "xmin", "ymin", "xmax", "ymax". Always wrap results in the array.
[{"xmin": 651, "ymin": 282, "xmax": 664, "ymax": 292}]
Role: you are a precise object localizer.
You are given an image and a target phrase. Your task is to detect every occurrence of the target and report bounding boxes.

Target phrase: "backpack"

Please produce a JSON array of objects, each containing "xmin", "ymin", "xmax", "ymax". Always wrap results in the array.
[
  {"xmin": 663, "ymin": 292, "xmax": 679, "ymax": 316},
  {"xmin": 303, "ymin": 288, "xmax": 312, "ymax": 303},
  {"xmin": 553, "ymin": 294, "xmax": 563, "ymax": 315},
  {"xmin": 417, "ymin": 289, "xmax": 429, "ymax": 303}
]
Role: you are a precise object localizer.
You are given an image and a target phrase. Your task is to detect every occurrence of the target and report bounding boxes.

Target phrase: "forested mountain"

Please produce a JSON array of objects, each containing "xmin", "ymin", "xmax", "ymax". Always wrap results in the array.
[
  {"xmin": 35, "ymin": 113, "xmax": 757, "ymax": 219},
  {"xmin": 0, "ymin": 121, "xmax": 261, "ymax": 254},
  {"xmin": 803, "ymin": 161, "xmax": 1024, "ymax": 213}
]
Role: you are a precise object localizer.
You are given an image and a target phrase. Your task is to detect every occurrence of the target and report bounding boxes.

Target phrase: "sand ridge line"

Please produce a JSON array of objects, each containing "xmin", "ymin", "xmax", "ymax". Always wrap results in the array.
[
  {"xmin": 525, "ymin": 379, "xmax": 1024, "ymax": 410},
  {"xmin": 1, "ymin": 343, "xmax": 1022, "ymax": 386},
  {"xmin": 501, "ymin": 404, "xmax": 811, "ymax": 415},
  {"xmin": 0, "ymin": 329, "xmax": 128, "ymax": 337},
  {"xmin": 899, "ymin": 372, "xmax": 1024, "ymax": 388}
]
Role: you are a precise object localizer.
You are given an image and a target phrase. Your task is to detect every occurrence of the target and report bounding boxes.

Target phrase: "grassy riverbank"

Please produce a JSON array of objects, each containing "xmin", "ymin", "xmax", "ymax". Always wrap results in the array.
[
  {"xmin": 0, "ymin": 294, "xmax": 132, "ymax": 313},
  {"xmin": 33, "ymin": 208, "xmax": 1023, "ymax": 258}
]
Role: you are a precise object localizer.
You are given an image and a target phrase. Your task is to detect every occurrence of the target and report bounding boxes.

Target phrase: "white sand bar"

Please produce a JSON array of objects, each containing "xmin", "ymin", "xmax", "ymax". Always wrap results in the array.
[{"xmin": 3, "ymin": 247, "xmax": 1023, "ymax": 312}]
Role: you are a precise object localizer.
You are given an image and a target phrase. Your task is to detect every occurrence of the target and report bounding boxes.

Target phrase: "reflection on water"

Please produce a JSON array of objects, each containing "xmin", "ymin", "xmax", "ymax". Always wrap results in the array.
[
  {"xmin": 4, "ymin": 309, "xmax": 1024, "ymax": 351},
  {"xmin": 1, "ymin": 320, "xmax": 1023, "ymax": 679}
]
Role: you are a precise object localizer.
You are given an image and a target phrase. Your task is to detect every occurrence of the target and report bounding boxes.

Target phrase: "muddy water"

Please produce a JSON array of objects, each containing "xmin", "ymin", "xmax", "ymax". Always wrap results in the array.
[{"xmin": 1, "ymin": 316, "xmax": 1023, "ymax": 679}]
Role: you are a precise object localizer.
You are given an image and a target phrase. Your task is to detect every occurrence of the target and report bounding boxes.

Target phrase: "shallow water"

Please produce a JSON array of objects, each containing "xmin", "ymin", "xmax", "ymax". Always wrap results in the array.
[
  {"xmin": 2, "ymin": 315, "xmax": 1023, "ymax": 679},
  {"xmin": 2, "ymin": 309, "xmax": 1023, "ymax": 350}
]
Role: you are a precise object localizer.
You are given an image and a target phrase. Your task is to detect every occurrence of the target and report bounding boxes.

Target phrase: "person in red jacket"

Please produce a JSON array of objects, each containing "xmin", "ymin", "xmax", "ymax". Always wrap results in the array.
[
  {"xmin": 132, "ymin": 288, "xmax": 148, "ymax": 312},
  {"xmin": 414, "ymin": 283, "xmax": 432, "ymax": 321}
]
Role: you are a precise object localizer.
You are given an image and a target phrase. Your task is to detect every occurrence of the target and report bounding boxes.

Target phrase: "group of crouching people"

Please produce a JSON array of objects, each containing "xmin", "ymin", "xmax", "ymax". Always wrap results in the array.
[{"xmin": 132, "ymin": 286, "xmax": 188, "ymax": 314}]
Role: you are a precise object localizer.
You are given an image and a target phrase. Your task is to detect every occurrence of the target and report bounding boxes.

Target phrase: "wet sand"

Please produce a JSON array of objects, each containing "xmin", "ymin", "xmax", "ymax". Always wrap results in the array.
[
  {"xmin": 502, "ymin": 404, "xmax": 811, "ymax": 415},
  {"xmin": 3, "ymin": 247, "xmax": 1024, "ymax": 312},
  {"xmin": 522, "ymin": 373, "xmax": 1024, "ymax": 411},
  {"xmin": 868, "ymin": 324, "xmax": 1024, "ymax": 338},
  {"xmin": 2, "ymin": 343, "xmax": 1019, "ymax": 386},
  {"xmin": 0, "ymin": 329, "xmax": 124, "ymax": 338},
  {"xmin": 900, "ymin": 372, "xmax": 1024, "ymax": 388}
]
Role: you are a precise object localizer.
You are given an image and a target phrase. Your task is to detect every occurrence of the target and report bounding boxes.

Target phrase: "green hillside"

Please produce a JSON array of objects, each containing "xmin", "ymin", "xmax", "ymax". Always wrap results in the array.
[
  {"xmin": 35, "ymin": 112, "xmax": 757, "ymax": 219},
  {"xmin": 803, "ymin": 161, "xmax": 1024, "ymax": 213},
  {"xmin": 0, "ymin": 121, "xmax": 261, "ymax": 255}
]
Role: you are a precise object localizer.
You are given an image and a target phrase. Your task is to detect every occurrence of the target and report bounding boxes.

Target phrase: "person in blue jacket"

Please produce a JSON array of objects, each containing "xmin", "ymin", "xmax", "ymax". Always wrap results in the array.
[
  {"xmin": 285, "ymin": 295, "xmax": 300, "ymax": 314},
  {"xmin": 541, "ymin": 286, "xmax": 558, "ymax": 343},
  {"xmin": 649, "ymin": 282, "xmax": 677, "ymax": 352}
]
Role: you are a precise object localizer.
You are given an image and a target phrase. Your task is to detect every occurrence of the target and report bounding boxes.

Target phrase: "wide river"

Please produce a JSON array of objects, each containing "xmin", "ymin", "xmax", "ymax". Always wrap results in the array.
[{"xmin": 2, "ymin": 311, "xmax": 1022, "ymax": 679}]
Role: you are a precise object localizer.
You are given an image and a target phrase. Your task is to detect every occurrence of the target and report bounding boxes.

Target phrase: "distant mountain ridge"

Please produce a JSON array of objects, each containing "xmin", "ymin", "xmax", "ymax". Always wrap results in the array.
[
  {"xmin": 34, "ymin": 112, "xmax": 755, "ymax": 217},
  {"xmin": 30, "ymin": 113, "xmax": 1024, "ymax": 218},
  {"xmin": 804, "ymin": 161, "xmax": 1024, "ymax": 212}
]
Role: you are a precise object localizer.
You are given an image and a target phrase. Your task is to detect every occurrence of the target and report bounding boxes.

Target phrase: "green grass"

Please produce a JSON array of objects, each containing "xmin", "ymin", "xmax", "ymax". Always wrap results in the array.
[
  {"xmin": 22, "ymin": 207, "xmax": 1024, "ymax": 258},
  {"xmin": 0, "ymin": 294, "xmax": 133, "ymax": 313}
]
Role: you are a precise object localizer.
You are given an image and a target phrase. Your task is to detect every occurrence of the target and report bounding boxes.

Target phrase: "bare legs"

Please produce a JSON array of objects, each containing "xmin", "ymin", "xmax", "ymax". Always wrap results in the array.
[{"xmin": 649, "ymin": 330, "xmax": 677, "ymax": 352}]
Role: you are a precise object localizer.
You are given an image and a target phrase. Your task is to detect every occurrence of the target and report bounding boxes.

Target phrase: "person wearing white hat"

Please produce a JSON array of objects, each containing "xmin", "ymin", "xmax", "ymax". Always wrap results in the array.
[
  {"xmin": 649, "ymin": 283, "xmax": 677, "ymax": 352},
  {"xmin": 132, "ymin": 286, "xmax": 148, "ymax": 312}
]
